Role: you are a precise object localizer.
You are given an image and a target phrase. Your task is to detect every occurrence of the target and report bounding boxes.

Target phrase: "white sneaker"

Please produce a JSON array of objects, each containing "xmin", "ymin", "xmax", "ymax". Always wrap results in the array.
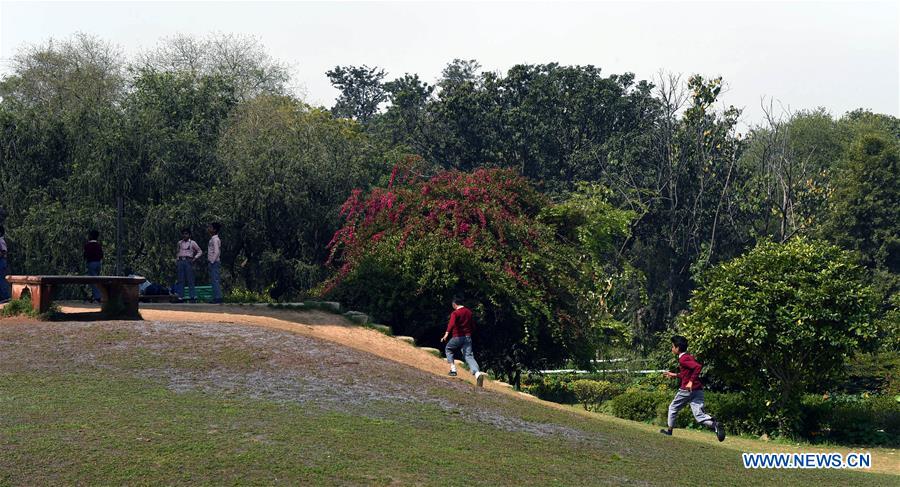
[{"xmin": 475, "ymin": 372, "xmax": 485, "ymax": 387}]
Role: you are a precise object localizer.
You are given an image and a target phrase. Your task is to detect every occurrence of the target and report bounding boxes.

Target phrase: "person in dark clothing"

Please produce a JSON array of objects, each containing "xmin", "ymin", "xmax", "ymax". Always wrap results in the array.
[
  {"xmin": 440, "ymin": 296, "xmax": 487, "ymax": 387},
  {"xmin": 660, "ymin": 335, "xmax": 725, "ymax": 441},
  {"xmin": 83, "ymin": 229, "xmax": 103, "ymax": 303},
  {"xmin": 0, "ymin": 225, "xmax": 9, "ymax": 301}
]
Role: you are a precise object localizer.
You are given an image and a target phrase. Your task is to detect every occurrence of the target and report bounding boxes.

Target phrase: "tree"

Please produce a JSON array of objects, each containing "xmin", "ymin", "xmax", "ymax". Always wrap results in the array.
[
  {"xmin": 322, "ymin": 162, "xmax": 632, "ymax": 383},
  {"xmin": 0, "ymin": 34, "xmax": 130, "ymax": 276},
  {"xmin": 216, "ymin": 95, "xmax": 385, "ymax": 296},
  {"xmin": 137, "ymin": 33, "xmax": 290, "ymax": 100},
  {"xmin": 326, "ymin": 65, "xmax": 387, "ymax": 124},
  {"xmin": 680, "ymin": 238, "xmax": 877, "ymax": 436},
  {"xmin": 738, "ymin": 107, "xmax": 841, "ymax": 242},
  {"xmin": 821, "ymin": 132, "xmax": 899, "ymax": 273},
  {"xmin": 377, "ymin": 73, "xmax": 434, "ymax": 147},
  {"xmin": 438, "ymin": 59, "xmax": 481, "ymax": 91}
]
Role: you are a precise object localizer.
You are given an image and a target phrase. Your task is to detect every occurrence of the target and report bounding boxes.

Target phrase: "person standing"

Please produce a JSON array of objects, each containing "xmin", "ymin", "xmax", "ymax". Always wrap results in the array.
[
  {"xmin": 83, "ymin": 229, "xmax": 103, "ymax": 303},
  {"xmin": 0, "ymin": 225, "xmax": 9, "ymax": 301},
  {"xmin": 175, "ymin": 228, "xmax": 202, "ymax": 302},
  {"xmin": 660, "ymin": 335, "xmax": 726, "ymax": 441},
  {"xmin": 440, "ymin": 296, "xmax": 487, "ymax": 387},
  {"xmin": 207, "ymin": 222, "xmax": 223, "ymax": 304}
]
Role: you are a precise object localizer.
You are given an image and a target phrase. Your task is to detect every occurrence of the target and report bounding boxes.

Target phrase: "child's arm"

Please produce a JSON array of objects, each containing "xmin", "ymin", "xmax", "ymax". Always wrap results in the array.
[
  {"xmin": 441, "ymin": 312, "xmax": 457, "ymax": 342},
  {"xmin": 681, "ymin": 355, "xmax": 703, "ymax": 390},
  {"xmin": 192, "ymin": 241, "xmax": 203, "ymax": 261}
]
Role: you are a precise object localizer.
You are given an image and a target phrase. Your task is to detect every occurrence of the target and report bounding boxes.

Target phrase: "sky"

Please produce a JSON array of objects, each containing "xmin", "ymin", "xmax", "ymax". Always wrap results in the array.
[{"xmin": 1, "ymin": 0, "xmax": 898, "ymax": 128}]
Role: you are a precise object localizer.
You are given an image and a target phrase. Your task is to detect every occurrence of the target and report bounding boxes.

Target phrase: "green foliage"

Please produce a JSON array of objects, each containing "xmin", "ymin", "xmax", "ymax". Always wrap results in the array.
[
  {"xmin": 326, "ymin": 65, "xmax": 387, "ymax": 124},
  {"xmin": 0, "ymin": 36, "xmax": 384, "ymax": 300},
  {"xmin": 0, "ymin": 298, "xmax": 36, "ymax": 318},
  {"xmin": 821, "ymin": 394, "xmax": 900, "ymax": 446},
  {"xmin": 842, "ymin": 351, "xmax": 900, "ymax": 395},
  {"xmin": 680, "ymin": 237, "xmax": 878, "ymax": 436},
  {"xmin": 521, "ymin": 375, "xmax": 578, "ymax": 403},
  {"xmin": 216, "ymin": 95, "xmax": 385, "ymax": 296},
  {"xmin": 322, "ymin": 164, "xmax": 632, "ymax": 380},
  {"xmin": 572, "ymin": 380, "xmax": 625, "ymax": 411},
  {"xmin": 608, "ymin": 390, "xmax": 669, "ymax": 422},
  {"xmin": 822, "ymin": 132, "xmax": 899, "ymax": 272},
  {"xmin": 224, "ymin": 285, "xmax": 275, "ymax": 304}
]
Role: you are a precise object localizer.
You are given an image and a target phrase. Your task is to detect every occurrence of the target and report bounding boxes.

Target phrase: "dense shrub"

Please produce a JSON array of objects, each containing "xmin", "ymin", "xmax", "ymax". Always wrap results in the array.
[
  {"xmin": 224, "ymin": 285, "xmax": 275, "ymax": 304},
  {"xmin": 842, "ymin": 351, "xmax": 900, "ymax": 395},
  {"xmin": 0, "ymin": 298, "xmax": 35, "ymax": 318},
  {"xmin": 609, "ymin": 391, "xmax": 669, "ymax": 422},
  {"xmin": 681, "ymin": 238, "xmax": 878, "ymax": 437},
  {"xmin": 825, "ymin": 395, "xmax": 900, "ymax": 446},
  {"xmin": 521, "ymin": 375, "xmax": 577, "ymax": 403},
  {"xmin": 572, "ymin": 380, "xmax": 625, "ymax": 411}
]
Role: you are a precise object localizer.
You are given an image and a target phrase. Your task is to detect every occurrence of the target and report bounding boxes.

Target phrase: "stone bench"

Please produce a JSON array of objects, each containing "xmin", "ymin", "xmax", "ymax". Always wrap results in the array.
[{"xmin": 5, "ymin": 275, "xmax": 146, "ymax": 316}]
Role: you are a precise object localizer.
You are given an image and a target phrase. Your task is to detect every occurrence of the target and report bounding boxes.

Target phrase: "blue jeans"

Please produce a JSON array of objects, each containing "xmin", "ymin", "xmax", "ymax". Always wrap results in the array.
[
  {"xmin": 445, "ymin": 336, "xmax": 480, "ymax": 374},
  {"xmin": 0, "ymin": 257, "xmax": 8, "ymax": 300},
  {"xmin": 176, "ymin": 259, "xmax": 195, "ymax": 299},
  {"xmin": 209, "ymin": 261, "xmax": 222, "ymax": 301},
  {"xmin": 86, "ymin": 260, "xmax": 102, "ymax": 300}
]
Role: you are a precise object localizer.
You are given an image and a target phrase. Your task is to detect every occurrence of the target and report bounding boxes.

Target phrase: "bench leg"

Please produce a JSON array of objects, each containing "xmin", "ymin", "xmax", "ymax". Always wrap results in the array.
[
  {"xmin": 12, "ymin": 284, "xmax": 50, "ymax": 313},
  {"xmin": 98, "ymin": 284, "xmax": 110, "ymax": 306},
  {"xmin": 10, "ymin": 283, "xmax": 27, "ymax": 301},
  {"xmin": 100, "ymin": 284, "xmax": 140, "ymax": 317},
  {"xmin": 121, "ymin": 285, "xmax": 140, "ymax": 316},
  {"xmin": 13, "ymin": 284, "xmax": 54, "ymax": 314}
]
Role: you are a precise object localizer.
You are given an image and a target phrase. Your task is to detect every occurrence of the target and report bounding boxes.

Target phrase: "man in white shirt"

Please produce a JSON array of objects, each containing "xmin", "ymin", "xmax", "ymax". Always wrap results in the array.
[
  {"xmin": 175, "ymin": 228, "xmax": 202, "ymax": 302},
  {"xmin": 207, "ymin": 222, "xmax": 223, "ymax": 304}
]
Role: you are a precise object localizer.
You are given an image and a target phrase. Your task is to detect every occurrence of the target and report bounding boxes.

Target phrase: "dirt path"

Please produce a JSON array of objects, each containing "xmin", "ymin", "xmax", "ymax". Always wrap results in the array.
[{"xmin": 60, "ymin": 303, "xmax": 500, "ymax": 391}]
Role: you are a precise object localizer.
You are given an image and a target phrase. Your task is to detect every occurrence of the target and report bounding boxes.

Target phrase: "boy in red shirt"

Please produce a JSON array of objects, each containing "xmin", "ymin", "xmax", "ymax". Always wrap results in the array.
[
  {"xmin": 440, "ymin": 296, "xmax": 487, "ymax": 387},
  {"xmin": 660, "ymin": 335, "xmax": 725, "ymax": 441}
]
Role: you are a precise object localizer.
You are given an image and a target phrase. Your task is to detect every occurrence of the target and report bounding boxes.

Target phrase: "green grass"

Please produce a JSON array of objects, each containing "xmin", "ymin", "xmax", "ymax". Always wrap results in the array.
[
  {"xmin": 0, "ymin": 320, "xmax": 896, "ymax": 485},
  {"xmin": 1, "ymin": 371, "xmax": 894, "ymax": 486}
]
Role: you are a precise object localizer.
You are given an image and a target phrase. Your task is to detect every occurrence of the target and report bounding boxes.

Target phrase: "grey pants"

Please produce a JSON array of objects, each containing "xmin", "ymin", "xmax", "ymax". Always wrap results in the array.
[
  {"xmin": 445, "ymin": 336, "xmax": 480, "ymax": 375},
  {"xmin": 667, "ymin": 389, "xmax": 713, "ymax": 429}
]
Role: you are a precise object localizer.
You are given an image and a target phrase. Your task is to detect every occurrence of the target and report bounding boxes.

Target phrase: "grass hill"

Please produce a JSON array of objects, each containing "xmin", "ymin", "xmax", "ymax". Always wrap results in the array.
[{"xmin": 0, "ymin": 305, "xmax": 896, "ymax": 485}]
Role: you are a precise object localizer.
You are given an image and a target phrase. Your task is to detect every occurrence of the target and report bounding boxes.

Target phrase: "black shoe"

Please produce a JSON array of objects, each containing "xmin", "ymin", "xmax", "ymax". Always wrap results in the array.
[
  {"xmin": 714, "ymin": 421, "xmax": 726, "ymax": 442},
  {"xmin": 659, "ymin": 429, "xmax": 672, "ymax": 436},
  {"xmin": 448, "ymin": 370, "xmax": 457, "ymax": 377}
]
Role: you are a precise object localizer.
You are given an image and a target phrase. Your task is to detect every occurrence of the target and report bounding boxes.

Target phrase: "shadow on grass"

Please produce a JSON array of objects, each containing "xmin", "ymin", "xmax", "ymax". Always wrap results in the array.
[{"xmin": 44, "ymin": 310, "xmax": 143, "ymax": 322}]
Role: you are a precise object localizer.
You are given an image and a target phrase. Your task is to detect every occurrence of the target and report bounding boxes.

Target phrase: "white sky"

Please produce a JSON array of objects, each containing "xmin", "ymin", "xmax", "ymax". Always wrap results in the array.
[{"xmin": 1, "ymin": 0, "xmax": 898, "ymax": 128}]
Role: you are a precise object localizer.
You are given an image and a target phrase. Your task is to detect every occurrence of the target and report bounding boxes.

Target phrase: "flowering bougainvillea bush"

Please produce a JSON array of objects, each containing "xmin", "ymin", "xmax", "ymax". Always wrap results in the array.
[{"xmin": 320, "ymin": 157, "xmax": 632, "ymax": 382}]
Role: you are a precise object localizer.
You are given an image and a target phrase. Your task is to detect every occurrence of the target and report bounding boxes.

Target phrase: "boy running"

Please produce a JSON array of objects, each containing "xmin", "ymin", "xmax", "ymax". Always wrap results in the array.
[
  {"xmin": 660, "ymin": 335, "xmax": 725, "ymax": 441},
  {"xmin": 440, "ymin": 296, "xmax": 487, "ymax": 387}
]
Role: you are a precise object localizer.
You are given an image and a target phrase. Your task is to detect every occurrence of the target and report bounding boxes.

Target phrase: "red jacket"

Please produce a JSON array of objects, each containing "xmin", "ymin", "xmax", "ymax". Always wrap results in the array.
[
  {"xmin": 446, "ymin": 306, "xmax": 474, "ymax": 337},
  {"xmin": 677, "ymin": 353, "xmax": 703, "ymax": 390}
]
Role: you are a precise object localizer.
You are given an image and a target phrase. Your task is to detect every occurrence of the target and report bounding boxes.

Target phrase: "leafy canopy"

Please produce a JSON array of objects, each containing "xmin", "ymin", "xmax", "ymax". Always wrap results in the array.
[
  {"xmin": 680, "ymin": 237, "xmax": 877, "ymax": 435},
  {"xmin": 322, "ymin": 160, "xmax": 632, "ymax": 380}
]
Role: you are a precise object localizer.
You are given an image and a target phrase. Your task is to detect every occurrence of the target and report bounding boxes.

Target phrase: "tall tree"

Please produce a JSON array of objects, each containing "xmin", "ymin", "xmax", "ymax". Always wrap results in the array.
[
  {"xmin": 138, "ymin": 33, "xmax": 290, "ymax": 100},
  {"xmin": 326, "ymin": 65, "xmax": 387, "ymax": 124}
]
